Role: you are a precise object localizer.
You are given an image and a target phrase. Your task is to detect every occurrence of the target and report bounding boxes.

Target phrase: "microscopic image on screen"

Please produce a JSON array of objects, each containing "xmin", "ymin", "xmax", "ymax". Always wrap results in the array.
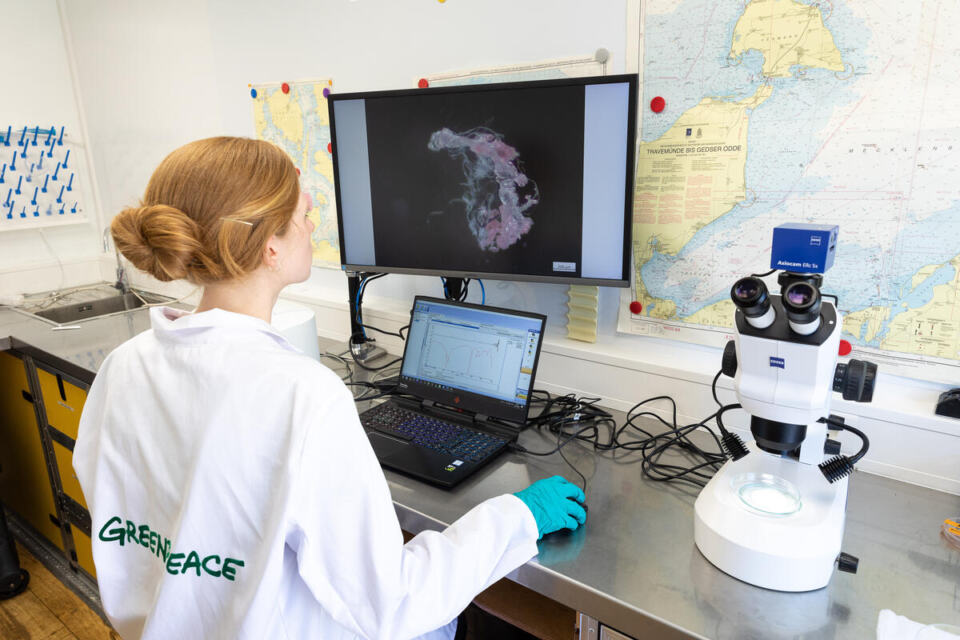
[
  {"xmin": 363, "ymin": 85, "xmax": 585, "ymax": 278},
  {"xmin": 427, "ymin": 126, "xmax": 539, "ymax": 252}
]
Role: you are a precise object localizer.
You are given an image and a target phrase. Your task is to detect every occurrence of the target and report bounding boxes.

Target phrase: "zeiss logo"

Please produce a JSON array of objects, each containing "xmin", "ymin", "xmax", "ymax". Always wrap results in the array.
[
  {"xmin": 810, "ymin": 236, "xmax": 822, "ymax": 246},
  {"xmin": 769, "ymin": 357, "xmax": 785, "ymax": 369}
]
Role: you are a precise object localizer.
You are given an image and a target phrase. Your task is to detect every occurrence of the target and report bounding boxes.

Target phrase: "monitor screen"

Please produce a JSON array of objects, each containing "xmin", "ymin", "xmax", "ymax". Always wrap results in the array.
[
  {"xmin": 399, "ymin": 297, "xmax": 546, "ymax": 423},
  {"xmin": 328, "ymin": 74, "xmax": 637, "ymax": 286}
]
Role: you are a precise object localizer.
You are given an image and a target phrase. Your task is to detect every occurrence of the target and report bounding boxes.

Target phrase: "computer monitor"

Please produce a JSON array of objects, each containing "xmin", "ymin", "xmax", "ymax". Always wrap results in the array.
[{"xmin": 328, "ymin": 74, "xmax": 637, "ymax": 287}]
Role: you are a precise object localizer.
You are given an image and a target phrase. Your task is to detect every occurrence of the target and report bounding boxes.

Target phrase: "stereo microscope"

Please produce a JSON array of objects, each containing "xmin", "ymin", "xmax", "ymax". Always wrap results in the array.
[{"xmin": 694, "ymin": 224, "xmax": 877, "ymax": 591}]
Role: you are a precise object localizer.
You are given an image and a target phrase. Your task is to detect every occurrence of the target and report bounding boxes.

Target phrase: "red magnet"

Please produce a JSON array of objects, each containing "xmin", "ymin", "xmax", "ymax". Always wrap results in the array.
[
  {"xmin": 650, "ymin": 96, "xmax": 665, "ymax": 113},
  {"xmin": 838, "ymin": 340, "xmax": 852, "ymax": 356},
  {"xmin": 418, "ymin": 78, "xmax": 429, "ymax": 89},
  {"xmin": 629, "ymin": 301, "xmax": 643, "ymax": 314},
  {"xmin": 281, "ymin": 82, "xmax": 290, "ymax": 94},
  {"xmin": 327, "ymin": 142, "xmax": 332, "ymax": 153}
]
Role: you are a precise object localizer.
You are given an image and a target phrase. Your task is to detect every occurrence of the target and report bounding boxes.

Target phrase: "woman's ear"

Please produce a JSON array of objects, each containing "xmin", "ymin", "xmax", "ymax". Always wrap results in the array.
[{"xmin": 262, "ymin": 235, "xmax": 281, "ymax": 272}]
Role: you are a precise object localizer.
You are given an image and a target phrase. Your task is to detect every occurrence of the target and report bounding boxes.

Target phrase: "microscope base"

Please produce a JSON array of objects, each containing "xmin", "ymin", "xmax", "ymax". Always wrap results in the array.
[{"xmin": 694, "ymin": 443, "xmax": 848, "ymax": 592}]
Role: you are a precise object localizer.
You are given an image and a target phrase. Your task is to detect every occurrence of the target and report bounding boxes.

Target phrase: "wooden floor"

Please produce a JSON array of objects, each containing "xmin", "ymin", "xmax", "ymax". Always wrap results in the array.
[{"xmin": 0, "ymin": 543, "xmax": 117, "ymax": 640}]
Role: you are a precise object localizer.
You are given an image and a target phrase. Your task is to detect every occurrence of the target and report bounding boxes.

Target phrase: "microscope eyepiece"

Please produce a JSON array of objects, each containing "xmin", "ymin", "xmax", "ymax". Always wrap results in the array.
[
  {"xmin": 731, "ymin": 277, "xmax": 775, "ymax": 329},
  {"xmin": 732, "ymin": 278, "xmax": 763, "ymax": 304},
  {"xmin": 782, "ymin": 281, "xmax": 822, "ymax": 335},
  {"xmin": 785, "ymin": 282, "xmax": 817, "ymax": 307}
]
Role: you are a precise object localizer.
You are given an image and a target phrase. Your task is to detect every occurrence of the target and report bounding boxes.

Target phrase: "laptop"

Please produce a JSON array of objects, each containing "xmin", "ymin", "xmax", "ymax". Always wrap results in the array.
[{"xmin": 360, "ymin": 296, "xmax": 546, "ymax": 488}]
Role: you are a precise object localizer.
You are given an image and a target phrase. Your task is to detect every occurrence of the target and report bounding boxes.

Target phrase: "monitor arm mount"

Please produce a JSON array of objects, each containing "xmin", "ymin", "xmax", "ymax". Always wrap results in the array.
[
  {"xmin": 441, "ymin": 277, "xmax": 467, "ymax": 302},
  {"xmin": 347, "ymin": 270, "xmax": 386, "ymax": 365}
]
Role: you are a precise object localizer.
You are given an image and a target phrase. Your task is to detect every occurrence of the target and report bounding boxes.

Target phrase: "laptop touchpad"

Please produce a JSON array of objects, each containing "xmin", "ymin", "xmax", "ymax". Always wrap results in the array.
[{"xmin": 368, "ymin": 432, "xmax": 410, "ymax": 460}]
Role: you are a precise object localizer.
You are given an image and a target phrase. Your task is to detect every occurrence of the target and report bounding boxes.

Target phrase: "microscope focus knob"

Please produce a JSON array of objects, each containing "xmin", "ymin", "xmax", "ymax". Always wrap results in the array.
[
  {"xmin": 722, "ymin": 340, "xmax": 737, "ymax": 378},
  {"xmin": 837, "ymin": 552, "xmax": 859, "ymax": 574},
  {"xmin": 833, "ymin": 359, "xmax": 878, "ymax": 402}
]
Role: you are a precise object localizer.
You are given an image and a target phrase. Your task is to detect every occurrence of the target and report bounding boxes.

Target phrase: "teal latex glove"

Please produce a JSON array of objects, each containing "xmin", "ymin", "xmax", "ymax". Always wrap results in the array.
[{"xmin": 514, "ymin": 475, "xmax": 587, "ymax": 540}]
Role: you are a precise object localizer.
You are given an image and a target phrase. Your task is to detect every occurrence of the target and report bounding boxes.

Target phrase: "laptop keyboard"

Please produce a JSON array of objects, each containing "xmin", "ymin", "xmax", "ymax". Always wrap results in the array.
[{"xmin": 361, "ymin": 403, "xmax": 508, "ymax": 463}]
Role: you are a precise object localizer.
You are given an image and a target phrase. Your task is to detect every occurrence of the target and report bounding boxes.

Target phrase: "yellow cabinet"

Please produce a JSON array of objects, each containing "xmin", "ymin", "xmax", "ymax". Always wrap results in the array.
[
  {"xmin": 73, "ymin": 528, "xmax": 96, "ymax": 579},
  {"xmin": 37, "ymin": 367, "xmax": 87, "ymax": 441},
  {"xmin": 2, "ymin": 352, "xmax": 96, "ymax": 578},
  {"xmin": 35, "ymin": 364, "xmax": 95, "ymax": 578},
  {"xmin": 38, "ymin": 367, "xmax": 90, "ymax": 515},
  {"xmin": 0, "ymin": 351, "xmax": 64, "ymax": 550},
  {"xmin": 53, "ymin": 441, "xmax": 88, "ymax": 511}
]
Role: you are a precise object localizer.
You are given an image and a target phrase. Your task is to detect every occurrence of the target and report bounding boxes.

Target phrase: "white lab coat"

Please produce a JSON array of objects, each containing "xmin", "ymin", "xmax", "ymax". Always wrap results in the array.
[{"xmin": 73, "ymin": 306, "xmax": 539, "ymax": 640}]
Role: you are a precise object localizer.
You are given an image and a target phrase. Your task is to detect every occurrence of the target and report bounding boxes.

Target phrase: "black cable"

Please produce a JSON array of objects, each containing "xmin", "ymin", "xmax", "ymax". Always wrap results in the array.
[
  {"xmin": 816, "ymin": 415, "xmax": 870, "ymax": 482},
  {"xmin": 513, "ymin": 391, "xmax": 622, "ymax": 494},
  {"xmin": 615, "ymin": 386, "xmax": 747, "ymax": 486},
  {"xmin": 350, "ymin": 356, "xmax": 401, "ymax": 372},
  {"xmin": 822, "ymin": 293, "xmax": 839, "ymax": 306},
  {"xmin": 623, "ymin": 408, "xmax": 725, "ymax": 487},
  {"xmin": 818, "ymin": 415, "xmax": 870, "ymax": 463},
  {"xmin": 441, "ymin": 277, "xmax": 471, "ymax": 302},
  {"xmin": 557, "ymin": 434, "xmax": 587, "ymax": 493},
  {"xmin": 751, "ymin": 268, "xmax": 776, "ymax": 278},
  {"xmin": 355, "ymin": 273, "xmax": 410, "ymax": 342},
  {"xmin": 511, "ymin": 422, "xmax": 600, "ymax": 494},
  {"xmin": 358, "ymin": 322, "xmax": 410, "ymax": 340},
  {"xmin": 841, "ymin": 422, "xmax": 870, "ymax": 464},
  {"xmin": 711, "ymin": 369, "xmax": 723, "ymax": 407},
  {"xmin": 319, "ymin": 352, "xmax": 354, "ymax": 382},
  {"xmin": 346, "ymin": 377, "xmax": 401, "ymax": 402}
]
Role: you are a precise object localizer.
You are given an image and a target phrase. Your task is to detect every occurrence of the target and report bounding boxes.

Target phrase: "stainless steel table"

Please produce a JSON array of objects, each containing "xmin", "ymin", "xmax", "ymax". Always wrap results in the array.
[
  {"xmin": 385, "ymin": 413, "xmax": 960, "ymax": 639},
  {"xmin": 3, "ymin": 303, "xmax": 958, "ymax": 639}
]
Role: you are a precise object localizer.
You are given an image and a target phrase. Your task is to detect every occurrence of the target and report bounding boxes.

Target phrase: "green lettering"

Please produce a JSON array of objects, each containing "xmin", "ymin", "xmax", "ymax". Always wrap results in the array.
[
  {"xmin": 149, "ymin": 531, "xmax": 158, "ymax": 554},
  {"xmin": 165, "ymin": 552, "xmax": 185, "ymax": 576},
  {"xmin": 138, "ymin": 524, "xmax": 150, "ymax": 548},
  {"xmin": 125, "ymin": 521, "xmax": 136, "ymax": 545},
  {"xmin": 181, "ymin": 551, "xmax": 202, "ymax": 576},
  {"xmin": 221, "ymin": 557, "xmax": 245, "ymax": 581},
  {"xmin": 201, "ymin": 554, "xmax": 222, "ymax": 578},
  {"xmin": 98, "ymin": 516, "xmax": 125, "ymax": 545},
  {"xmin": 159, "ymin": 537, "xmax": 171, "ymax": 562}
]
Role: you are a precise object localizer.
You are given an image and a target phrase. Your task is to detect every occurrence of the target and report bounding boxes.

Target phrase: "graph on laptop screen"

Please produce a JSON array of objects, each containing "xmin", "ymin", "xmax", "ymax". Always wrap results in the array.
[{"xmin": 401, "ymin": 299, "xmax": 543, "ymax": 411}]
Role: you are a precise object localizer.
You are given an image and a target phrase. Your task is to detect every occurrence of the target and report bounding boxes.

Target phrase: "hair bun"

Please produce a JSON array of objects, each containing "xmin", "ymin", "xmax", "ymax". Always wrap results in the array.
[{"xmin": 111, "ymin": 204, "xmax": 203, "ymax": 282}]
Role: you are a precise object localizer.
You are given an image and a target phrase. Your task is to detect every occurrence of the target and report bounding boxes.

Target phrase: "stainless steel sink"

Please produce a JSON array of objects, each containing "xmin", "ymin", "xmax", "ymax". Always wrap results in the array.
[{"xmin": 32, "ymin": 291, "xmax": 170, "ymax": 324}]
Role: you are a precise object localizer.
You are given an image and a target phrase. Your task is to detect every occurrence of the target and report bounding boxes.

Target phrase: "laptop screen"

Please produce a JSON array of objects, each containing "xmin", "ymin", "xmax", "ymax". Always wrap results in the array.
[{"xmin": 398, "ymin": 296, "xmax": 546, "ymax": 423}]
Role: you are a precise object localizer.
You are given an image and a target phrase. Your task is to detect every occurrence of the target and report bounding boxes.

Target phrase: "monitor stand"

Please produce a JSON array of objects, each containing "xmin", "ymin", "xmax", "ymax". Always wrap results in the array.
[
  {"xmin": 346, "ymin": 271, "xmax": 387, "ymax": 365},
  {"xmin": 350, "ymin": 340, "xmax": 386, "ymax": 365}
]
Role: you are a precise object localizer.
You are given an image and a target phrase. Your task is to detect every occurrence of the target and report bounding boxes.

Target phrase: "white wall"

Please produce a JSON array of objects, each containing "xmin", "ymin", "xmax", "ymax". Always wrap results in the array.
[
  {"xmin": 57, "ymin": 0, "xmax": 960, "ymax": 494},
  {"xmin": 61, "ymin": 0, "xmax": 627, "ymax": 329},
  {"xmin": 0, "ymin": 0, "xmax": 104, "ymax": 291}
]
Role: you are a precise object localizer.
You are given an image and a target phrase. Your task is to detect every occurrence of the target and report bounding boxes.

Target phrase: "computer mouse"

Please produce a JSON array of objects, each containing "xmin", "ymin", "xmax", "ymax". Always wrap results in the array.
[
  {"xmin": 936, "ymin": 388, "xmax": 960, "ymax": 419},
  {"xmin": 569, "ymin": 496, "xmax": 588, "ymax": 520}
]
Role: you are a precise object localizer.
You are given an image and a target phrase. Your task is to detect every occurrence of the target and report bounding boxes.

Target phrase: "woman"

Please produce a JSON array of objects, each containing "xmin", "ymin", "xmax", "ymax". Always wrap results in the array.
[{"xmin": 74, "ymin": 137, "xmax": 586, "ymax": 639}]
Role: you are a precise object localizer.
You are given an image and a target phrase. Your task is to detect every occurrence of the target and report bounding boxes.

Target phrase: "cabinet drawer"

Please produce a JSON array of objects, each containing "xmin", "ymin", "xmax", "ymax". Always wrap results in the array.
[
  {"xmin": 52, "ymin": 440, "xmax": 88, "ymax": 511},
  {"xmin": 36, "ymin": 367, "xmax": 87, "ymax": 441}
]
